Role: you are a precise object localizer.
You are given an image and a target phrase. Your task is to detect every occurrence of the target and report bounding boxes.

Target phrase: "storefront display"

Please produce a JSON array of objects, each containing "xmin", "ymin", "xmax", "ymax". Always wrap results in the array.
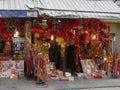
[
  {"xmin": 0, "ymin": 18, "xmax": 26, "ymax": 79},
  {"xmin": 0, "ymin": 60, "xmax": 24, "ymax": 78},
  {"xmin": 0, "ymin": 17, "xmax": 118, "ymax": 81},
  {"xmin": 28, "ymin": 18, "xmax": 119, "ymax": 82},
  {"xmin": 12, "ymin": 37, "xmax": 26, "ymax": 60},
  {"xmin": 0, "ymin": 35, "xmax": 5, "ymax": 53}
]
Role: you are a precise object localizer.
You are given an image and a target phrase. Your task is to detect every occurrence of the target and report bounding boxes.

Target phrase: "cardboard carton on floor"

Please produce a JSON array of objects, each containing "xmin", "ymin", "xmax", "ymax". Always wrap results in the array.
[
  {"xmin": 68, "ymin": 76, "xmax": 74, "ymax": 81},
  {"xmin": 10, "ymin": 74, "xmax": 18, "ymax": 80},
  {"xmin": 60, "ymin": 76, "xmax": 69, "ymax": 81},
  {"xmin": 65, "ymin": 72, "xmax": 71, "ymax": 77},
  {"xmin": 76, "ymin": 73, "xmax": 84, "ymax": 78}
]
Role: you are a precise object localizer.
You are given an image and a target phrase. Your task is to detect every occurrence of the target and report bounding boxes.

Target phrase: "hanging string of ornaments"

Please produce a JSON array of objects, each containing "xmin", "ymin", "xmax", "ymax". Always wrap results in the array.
[
  {"xmin": 31, "ymin": 18, "xmax": 111, "ymax": 64},
  {"xmin": 0, "ymin": 18, "xmax": 25, "ymax": 41}
]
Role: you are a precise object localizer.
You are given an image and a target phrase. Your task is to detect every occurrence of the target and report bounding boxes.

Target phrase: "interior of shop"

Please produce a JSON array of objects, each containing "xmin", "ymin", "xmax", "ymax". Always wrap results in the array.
[
  {"xmin": 26, "ymin": 18, "xmax": 117, "ymax": 82},
  {"xmin": 0, "ymin": 17, "xmax": 119, "ymax": 82}
]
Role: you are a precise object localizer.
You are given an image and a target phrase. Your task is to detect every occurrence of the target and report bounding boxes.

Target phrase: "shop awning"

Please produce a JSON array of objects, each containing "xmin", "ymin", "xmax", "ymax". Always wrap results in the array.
[
  {"xmin": 33, "ymin": 0, "xmax": 120, "ymax": 19},
  {"xmin": 0, "ymin": 0, "xmax": 38, "ymax": 18}
]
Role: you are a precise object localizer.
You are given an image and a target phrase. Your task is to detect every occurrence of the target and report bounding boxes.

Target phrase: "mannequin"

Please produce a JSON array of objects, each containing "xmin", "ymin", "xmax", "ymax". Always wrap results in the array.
[
  {"xmin": 0, "ymin": 35, "xmax": 5, "ymax": 53},
  {"xmin": 49, "ymin": 42, "xmax": 61, "ymax": 69}
]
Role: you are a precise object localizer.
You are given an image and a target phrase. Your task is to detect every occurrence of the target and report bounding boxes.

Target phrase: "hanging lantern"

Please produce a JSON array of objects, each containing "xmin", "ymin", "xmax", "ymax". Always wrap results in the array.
[
  {"xmin": 75, "ymin": 30, "xmax": 81, "ymax": 36},
  {"xmin": 74, "ymin": 56, "xmax": 79, "ymax": 64},
  {"xmin": 83, "ymin": 39, "xmax": 89, "ymax": 45},
  {"xmin": 75, "ymin": 39, "xmax": 80, "ymax": 44},
  {"xmin": 56, "ymin": 37, "xmax": 64, "ymax": 45},
  {"xmin": 34, "ymin": 33, "xmax": 39, "ymax": 38},
  {"xmin": 39, "ymin": 20, "xmax": 48, "ymax": 29}
]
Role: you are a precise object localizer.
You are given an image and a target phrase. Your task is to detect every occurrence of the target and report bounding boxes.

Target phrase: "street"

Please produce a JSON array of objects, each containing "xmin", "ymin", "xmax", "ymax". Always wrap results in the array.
[
  {"xmin": 1, "ymin": 77, "xmax": 120, "ymax": 90},
  {"xmin": 74, "ymin": 87, "xmax": 120, "ymax": 90}
]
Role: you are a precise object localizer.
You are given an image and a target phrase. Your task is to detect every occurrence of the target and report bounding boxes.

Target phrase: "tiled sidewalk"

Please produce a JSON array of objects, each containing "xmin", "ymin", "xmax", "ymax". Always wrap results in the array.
[{"xmin": 0, "ymin": 77, "xmax": 120, "ymax": 90}]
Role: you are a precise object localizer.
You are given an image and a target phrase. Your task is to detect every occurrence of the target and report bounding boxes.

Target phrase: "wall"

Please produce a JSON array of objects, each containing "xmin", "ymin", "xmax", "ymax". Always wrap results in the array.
[
  {"xmin": 116, "ymin": 23, "xmax": 120, "ymax": 57},
  {"xmin": 109, "ymin": 23, "xmax": 117, "ymax": 33},
  {"xmin": 109, "ymin": 22, "xmax": 120, "ymax": 57},
  {"xmin": 105, "ymin": 22, "xmax": 120, "ymax": 58}
]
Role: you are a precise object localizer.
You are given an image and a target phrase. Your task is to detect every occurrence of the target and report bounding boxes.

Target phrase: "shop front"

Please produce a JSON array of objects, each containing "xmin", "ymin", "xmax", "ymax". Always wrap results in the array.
[
  {"xmin": 0, "ymin": 0, "xmax": 38, "ymax": 79},
  {"xmin": 1, "ymin": 0, "xmax": 120, "ymax": 83},
  {"xmin": 27, "ymin": 18, "xmax": 113, "ymax": 82},
  {"xmin": 23, "ymin": 0, "xmax": 120, "ymax": 83}
]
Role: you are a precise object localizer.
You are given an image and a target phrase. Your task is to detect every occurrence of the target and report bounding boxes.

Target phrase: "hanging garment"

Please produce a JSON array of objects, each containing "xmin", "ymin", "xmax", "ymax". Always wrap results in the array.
[
  {"xmin": 0, "ymin": 39, "xmax": 5, "ymax": 53},
  {"xmin": 49, "ymin": 42, "xmax": 61, "ymax": 69},
  {"xmin": 66, "ymin": 45, "xmax": 75, "ymax": 71}
]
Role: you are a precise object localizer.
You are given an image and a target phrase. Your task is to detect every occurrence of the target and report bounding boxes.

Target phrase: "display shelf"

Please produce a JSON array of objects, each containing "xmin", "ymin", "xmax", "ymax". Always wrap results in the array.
[{"xmin": 12, "ymin": 37, "xmax": 26, "ymax": 60}]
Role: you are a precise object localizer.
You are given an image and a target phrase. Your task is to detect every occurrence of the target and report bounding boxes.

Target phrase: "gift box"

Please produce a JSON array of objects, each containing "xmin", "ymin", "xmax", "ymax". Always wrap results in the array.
[
  {"xmin": 10, "ymin": 69, "xmax": 19, "ymax": 80},
  {"xmin": 0, "ymin": 60, "xmax": 24, "ymax": 79},
  {"xmin": 60, "ymin": 76, "xmax": 69, "ymax": 81},
  {"xmin": 65, "ymin": 72, "xmax": 71, "ymax": 77},
  {"xmin": 19, "ymin": 71, "xmax": 24, "ymax": 77},
  {"xmin": 10, "ymin": 74, "xmax": 18, "ymax": 80},
  {"xmin": 76, "ymin": 73, "xmax": 84, "ymax": 78},
  {"xmin": 56, "ymin": 70, "xmax": 63, "ymax": 77},
  {"xmin": 83, "ymin": 73, "xmax": 93, "ymax": 79},
  {"xmin": 92, "ymin": 73, "xmax": 102, "ymax": 79},
  {"xmin": 51, "ymin": 77, "xmax": 60, "ymax": 81},
  {"xmin": 68, "ymin": 76, "xmax": 74, "ymax": 81},
  {"xmin": 0, "ymin": 70, "xmax": 11, "ymax": 78}
]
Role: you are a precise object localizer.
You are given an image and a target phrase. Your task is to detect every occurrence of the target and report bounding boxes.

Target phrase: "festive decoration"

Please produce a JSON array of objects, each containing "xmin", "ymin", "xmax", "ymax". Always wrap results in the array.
[
  {"xmin": 56, "ymin": 37, "xmax": 64, "ymax": 45},
  {"xmin": 33, "ymin": 40, "xmax": 50, "ymax": 53},
  {"xmin": 30, "ymin": 18, "xmax": 112, "ymax": 67},
  {"xmin": 39, "ymin": 20, "xmax": 49, "ymax": 29}
]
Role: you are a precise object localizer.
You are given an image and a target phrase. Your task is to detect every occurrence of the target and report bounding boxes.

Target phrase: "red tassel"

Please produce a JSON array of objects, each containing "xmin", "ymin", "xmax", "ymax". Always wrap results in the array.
[
  {"xmin": 74, "ymin": 56, "xmax": 79, "ymax": 64},
  {"xmin": 75, "ymin": 39, "xmax": 80, "ymax": 44},
  {"xmin": 75, "ymin": 48, "xmax": 80, "ymax": 55}
]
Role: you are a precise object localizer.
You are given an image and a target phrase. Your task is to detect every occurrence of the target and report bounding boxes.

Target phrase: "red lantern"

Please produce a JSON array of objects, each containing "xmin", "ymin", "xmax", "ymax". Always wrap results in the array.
[
  {"xmin": 83, "ymin": 39, "xmax": 89, "ymax": 45},
  {"xmin": 75, "ymin": 30, "xmax": 81, "ymax": 36},
  {"xmin": 0, "ymin": 18, "xmax": 4, "ymax": 26},
  {"xmin": 75, "ymin": 39, "xmax": 80, "ymax": 44},
  {"xmin": 74, "ymin": 19, "xmax": 81, "ymax": 26},
  {"xmin": 75, "ymin": 48, "xmax": 80, "ymax": 55},
  {"xmin": 74, "ymin": 56, "xmax": 79, "ymax": 64},
  {"xmin": 84, "ymin": 33, "xmax": 89, "ymax": 39}
]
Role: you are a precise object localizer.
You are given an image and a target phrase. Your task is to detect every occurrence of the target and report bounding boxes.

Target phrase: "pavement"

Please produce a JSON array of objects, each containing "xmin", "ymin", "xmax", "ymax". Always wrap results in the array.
[{"xmin": 0, "ymin": 77, "xmax": 120, "ymax": 90}]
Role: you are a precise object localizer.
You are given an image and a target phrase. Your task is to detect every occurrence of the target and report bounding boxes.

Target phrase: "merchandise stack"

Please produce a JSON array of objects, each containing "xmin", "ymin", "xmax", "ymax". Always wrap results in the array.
[{"xmin": 0, "ymin": 60, "xmax": 24, "ymax": 79}]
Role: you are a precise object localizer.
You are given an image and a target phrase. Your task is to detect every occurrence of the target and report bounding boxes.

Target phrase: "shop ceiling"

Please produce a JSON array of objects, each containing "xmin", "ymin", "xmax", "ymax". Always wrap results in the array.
[{"xmin": 0, "ymin": 0, "xmax": 120, "ymax": 19}]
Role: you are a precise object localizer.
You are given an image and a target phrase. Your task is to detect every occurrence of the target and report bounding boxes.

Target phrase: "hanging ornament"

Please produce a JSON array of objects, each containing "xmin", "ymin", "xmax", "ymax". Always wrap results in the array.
[
  {"xmin": 106, "ymin": 55, "xmax": 112, "ymax": 63},
  {"xmin": 83, "ymin": 39, "xmax": 89, "ymax": 45},
  {"xmin": 74, "ymin": 19, "xmax": 81, "ymax": 26},
  {"xmin": 0, "ymin": 18, "xmax": 4, "ymax": 26},
  {"xmin": 34, "ymin": 33, "xmax": 39, "ymax": 38},
  {"xmin": 74, "ymin": 56, "xmax": 79, "ymax": 64},
  {"xmin": 75, "ymin": 38, "xmax": 80, "ymax": 44},
  {"xmin": 75, "ymin": 30, "xmax": 81, "ymax": 36},
  {"xmin": 56, "ymin": 37, "xmax": 64, "ymax": 45},
  {"xmin": 75, "ymin": 48, "xmax": 80, "ymax": 55},
  {"xmin": 39, "ymin": 20, "xmax": 48, "ymax": 29}
]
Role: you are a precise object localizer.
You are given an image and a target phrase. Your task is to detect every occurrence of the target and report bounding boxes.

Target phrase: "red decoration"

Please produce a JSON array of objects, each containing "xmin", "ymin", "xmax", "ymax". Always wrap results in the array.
[
  {"xmin": 74, "ymin": 56, "xmax": 79, "ymax": 64},
  {"xmin": 75, "ymin": 39, "xmax": 79, "ymax": 44},
  {"xmin": 83, "ymin": 39, "xmax": 89, "ymax": 45},
  {"xmin": 0, "ymin": 18, "xmax": 4, "ymax": 26},
  {"xmin": 75, "ymin": 48, "xmax": 80, "ymax": 55},
  {"xmin": 74, "ymin": 19, "xmax": 81, "ymax": 26},
  {"xmin": 75, "ymin": 30, "xmax": 81, "ymax": 36}
]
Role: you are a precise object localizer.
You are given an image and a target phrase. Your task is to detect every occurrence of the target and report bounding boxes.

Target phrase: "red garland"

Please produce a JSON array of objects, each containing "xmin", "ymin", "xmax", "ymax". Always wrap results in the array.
[{"xmin": 74, "ymin": 56, "xmax": 79, "ymax": 64}]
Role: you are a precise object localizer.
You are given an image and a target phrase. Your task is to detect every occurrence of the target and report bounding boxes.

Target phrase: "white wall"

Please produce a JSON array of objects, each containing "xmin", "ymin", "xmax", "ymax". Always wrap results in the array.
[{"xmin": 109, "ymin": 23, "xmax": 117, "ymax": 33}]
